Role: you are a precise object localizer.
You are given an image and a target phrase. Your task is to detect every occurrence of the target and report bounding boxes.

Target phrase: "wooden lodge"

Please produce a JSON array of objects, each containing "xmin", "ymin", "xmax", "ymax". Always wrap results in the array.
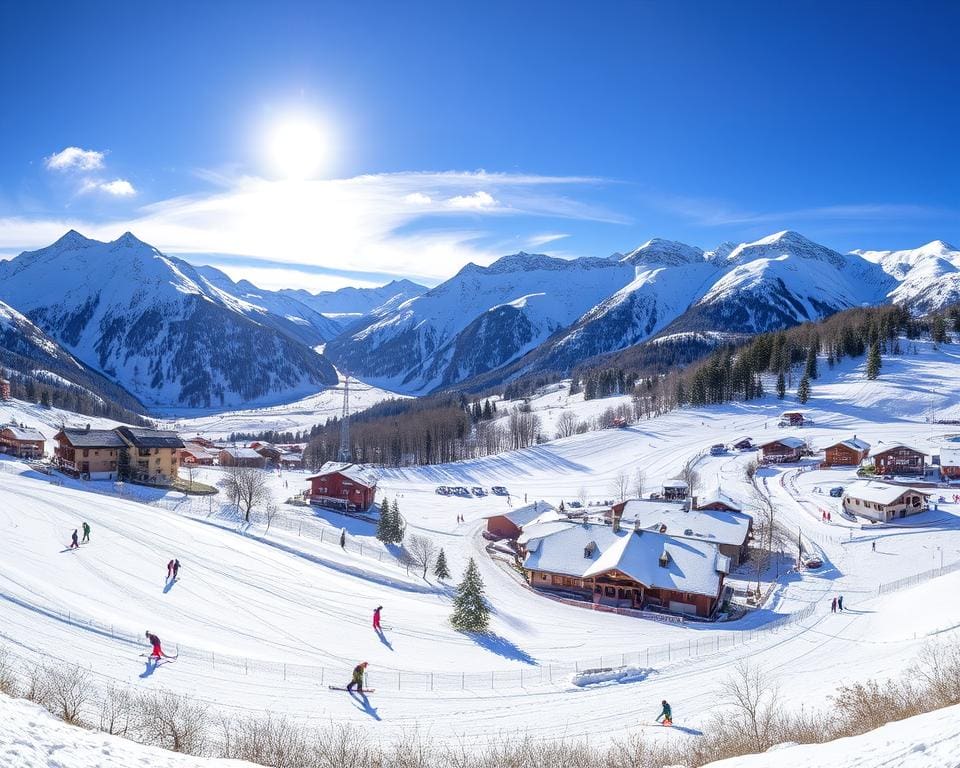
[
  {"xmin": 842, "ymin": 481, "xmax": 931, "ymax": 522},
  {"xmin": 779, "ymin": 411, "xmax": 807, "ymax": 427},
  {"xmin": 307, "ymin": 462, "xmax": 378, "ymax": 512},
  {"xmin": 823, "ymin": 437, "xmax": 871, "ymax": 467},
  {"xmin": 870, "ymin": 443, "xmax": 928, "ymax": 476},
  {"xmin": 661, "ymin": 479, "xmax": 689, "ymax": 501},
  {"xmin": 758, "ymin": 436, "xmax": 805, "ymax": 463},
  {"xmin": 485, "ymin": 501, "xmax": 560, "ymax": 540},
  {"xmin": 53, "ymin": 427, "xmax": 126, "ymax": 479},
  {"xmin": 115, "ymin": 426, "xmax": 184, "ymax": 484},
  {"xmin": 0, "ymin": 425, "xmax": 46, "ymax": 458},
  {"xmin": 179, "ymin": 442, "xmax": 217, "ymax": 466},
  {"xmin": 219, "ymin": 447, "xmax": 266, "ymax": 468}
]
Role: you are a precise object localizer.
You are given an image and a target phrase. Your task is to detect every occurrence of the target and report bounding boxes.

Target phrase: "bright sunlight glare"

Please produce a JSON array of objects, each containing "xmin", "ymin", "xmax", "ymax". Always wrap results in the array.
[{"xmin": 267, "ymin": 116, "xmax": 330, "ymax": 180}]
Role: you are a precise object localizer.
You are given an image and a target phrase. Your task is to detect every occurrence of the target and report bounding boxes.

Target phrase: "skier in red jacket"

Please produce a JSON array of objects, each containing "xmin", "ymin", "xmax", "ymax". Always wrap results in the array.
[
  {"xmin": 145, "ymin": 631, "xmax": 165, "ymax": 660},
  {"xmin": 373, "ymin": 606, "xmax": 383, "ymax": 631}
]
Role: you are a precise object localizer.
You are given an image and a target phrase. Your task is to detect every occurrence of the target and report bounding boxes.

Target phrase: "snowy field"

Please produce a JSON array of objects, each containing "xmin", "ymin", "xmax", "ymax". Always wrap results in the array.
[{"xmin": 2, "ymin": 340, "xmax": 960, "ymax": 754}]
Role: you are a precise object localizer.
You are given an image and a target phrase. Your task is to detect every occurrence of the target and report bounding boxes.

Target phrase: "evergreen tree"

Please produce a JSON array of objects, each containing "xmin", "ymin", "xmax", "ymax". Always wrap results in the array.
[
  {"xmin": 482, "ymin": 400, "xmax": 493, "ymax": 420},
  {"xmin": 797, "ymin": 375, "xmax": 810, "ymax": 404},
  {"xmin": 389, "ymin": 500, "xmax": 405, "ymax": 543},
  {"xmin": 376, "ymin": 499, "xmax": 393, "ymax": 543},
  {"xmin": 39, "ymin": 390, "xmax": 51, "ymax": 408},
  {"xmin": 804, "ymin": 345, "xmax": 818, "ymax": 380},
  {"xmin": 776, "ymin": 371, "xmax": 786, "ymax": 400},
  {"xmin": 931, "ymin": 314, "xmax": 948, "ymax": 345},
  {"xmin": 434, "ymin": 548, "xmax": 450, "ymax": 581},
  {"xmin": 952, "ymin": 309, "xmax": 960, "ymax": 334},
  {"xmin": 866, "ymin": 342, "xmax": 882, "ymax": 380},
  {"xmin": 451, "ymin": 557, "xmax": 489, "ymax": 632}
]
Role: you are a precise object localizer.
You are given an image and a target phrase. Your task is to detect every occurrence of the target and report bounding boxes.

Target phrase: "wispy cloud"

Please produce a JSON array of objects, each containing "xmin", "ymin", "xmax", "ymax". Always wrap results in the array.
[
  {"xmin": 81, "ymin": 178, "xmax": 137, "ymax": 197},
  {"xmin": 45, "ymin": 146, "xmax": 106, "ymax": 172},
  {"xmin": 526, "ymin": 232, "xmax": 570, "ymax": 248},
  {"xmin": 0, "ymin": 170, "xmax": 620, "ymax": 282}
]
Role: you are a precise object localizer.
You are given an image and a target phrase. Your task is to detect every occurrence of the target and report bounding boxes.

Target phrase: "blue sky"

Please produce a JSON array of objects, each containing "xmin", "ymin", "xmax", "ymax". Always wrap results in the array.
[{"xmin": 0, "ymin": 1, "xmax": 957, "ymax": 290}]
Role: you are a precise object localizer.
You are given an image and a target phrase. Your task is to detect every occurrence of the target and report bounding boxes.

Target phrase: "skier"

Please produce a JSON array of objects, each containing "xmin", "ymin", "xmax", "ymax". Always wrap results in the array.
[
  {"xmin": 339, "ymin": 529, "xmax": 346, "ymax": 548},
  {"xmin": 69, "ymin": 529, "xmax": 79, "ymax": 549},
  {"xmin": 655, "ymin": 699, "xmax": 672, "ymax": 726},
  {"xmin": 373, "ymin": 606, "xmax": 382, "ymax": 631},
  {"xmin": 831, "ymin": 596, "xmax": 837, "ymax": 613},
  {"xmin": 166, "ymin": 559, "xmax": 175, "ymax": 581},
  {"xmin": 838, "ymin": 595, "xmax": 844, "ymax": 611},
  {"xmin": 172, "ymin": 559, "xmax": 181, "ymax": 579},
  {"xmin": 145, "ymin": 631, "xmax": 166, "ymax": 660},
  {"xmin": 81, "ymin": 521, "xmax": 91, "ymax": 543},
  {"xmin": 346, "ymin": 661, "xmax": 368, "ymax": 693},
  {"xmin": 872, "ymin": 541, "xmax": 876, "ymax": 552}
]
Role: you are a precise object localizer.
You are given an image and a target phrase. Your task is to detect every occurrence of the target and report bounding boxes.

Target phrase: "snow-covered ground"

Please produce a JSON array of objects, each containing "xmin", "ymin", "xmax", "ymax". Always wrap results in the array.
[{"xmin": 2, "ymin": 339, "xmax": 960, "ymax": 756}]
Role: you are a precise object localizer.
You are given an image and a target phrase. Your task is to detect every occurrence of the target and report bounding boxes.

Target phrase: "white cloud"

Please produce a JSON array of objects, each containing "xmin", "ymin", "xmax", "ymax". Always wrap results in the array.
[
  {"xmin": 404, "ymin": 192, "xmax": 432, "ymax": 205},
  {"xmin": 527, "ymin": 232, "xmax": 570, "ymax": 248},
  {"xmin": 447, "ymin": 190, "xmax": 497, "ymax": 210},
  {"xmin": 45, "ymin": 147, "xmax": 105, "ymax": 172},
  {"xmin": 0, "ymin": 170, "xmax": 620, "ymax": 282},
  {"xmin": 98, "ymin": 179, "xmax": 137, "ymax": 197}
]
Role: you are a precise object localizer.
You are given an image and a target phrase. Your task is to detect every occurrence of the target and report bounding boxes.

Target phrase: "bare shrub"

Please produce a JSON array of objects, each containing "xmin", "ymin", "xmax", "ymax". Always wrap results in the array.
[
  {"xmin": 912, "ymin": 641, "xmax": 960, "ymax": 706},
  {"xmin": 44, "ymin": 664, "xmax": 91, "ymax": 724},
  {"xmin": 403, "ymin": 534, "xmax": 438, "ymax": 579},
  {"xmin": 219, "ymin": 713, "xmax": 312, "ymax": 767},
  {"xmin": 714, "ymin": 661, "xmax": 783, "ymax": 754},
  {"xmin": 21, "ymin": 663, "xmax": 52, "ymax": 707},
  {"xmin": 0, "ymin": 647, "xmax": 18, "ymax": 697},
  {"xmin": 744, "ymin": 459, "xmax": 758, "ymax": 481},
  {"xmin": 219, "ymin": 467, "xmax": 271, "ymax": 522},
  {"xmin": 314, "ymin": 722, "xmax": 378, "ymax": 768},
  {"xmin": 608, "ymin": 471, "xmax": 630, "ymax": 503},
  {"xmin": 833, "ymin": 678, "xmax": 921, "ymax": 734},
  {"xmin": 135, "ymin": 690, "xmax": 210, "ymax": 754},
  {"xmin": 99, "ymin": 685, "xmax": 135, "ymax": 735}
]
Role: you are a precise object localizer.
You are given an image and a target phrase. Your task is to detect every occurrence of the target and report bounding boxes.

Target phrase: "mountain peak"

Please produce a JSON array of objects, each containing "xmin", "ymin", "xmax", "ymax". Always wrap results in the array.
[
  {"xmin": 111, "ymin": 231, "xmax": 147, "ymax": 248},
  {"xmin": 621, "ymin": 238, "xmax": 704, "ymax": 267},
  {"xmin": 51, "ymin": 230, "xmax": 96, "ymax": 249}
]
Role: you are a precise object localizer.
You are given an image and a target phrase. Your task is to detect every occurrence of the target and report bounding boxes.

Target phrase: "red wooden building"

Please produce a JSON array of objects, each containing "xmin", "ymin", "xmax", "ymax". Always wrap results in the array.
[
  {"xmin": 307, "ymin": 462, "xmax": 378, "ymax": 512},
  {"xmin": 870, "ymin": 444, "xmax": 927, "ymax": 476},
  {"xmin": 758, "ymin": 436, "xmax": 805, "ymax": 463},
  {"xmin": 940, "ymin": 445, "xmax": 960, "ymax": 481},
  {"xmin": 823, "ymin": 437, "xmax": 871, "ymax": 467}
]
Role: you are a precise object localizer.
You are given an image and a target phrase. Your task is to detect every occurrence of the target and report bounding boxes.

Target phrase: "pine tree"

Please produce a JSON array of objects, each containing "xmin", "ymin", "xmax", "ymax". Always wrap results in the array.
[
  {"xmin": 434, "ymin": 548, "xmax": 450, "ymax": 581},
  {"xmin": 866, "ymin": 342, "xmax": 882, "ymax": 380},
  {"xmin": 482, "ymin": 400, "xmax": 493, "ymax": 420},
  {"xmin": 451, "ymin": 557, "xmax": 489, "ymax": 632},
  {"xmin": 804, "ymin": 345, "xmax": 818, "ymax": 380},
  {"xmin": 376, "ymin": 499, "xmax": 393, "ymax": 543},
  {"xmin": 776, "ymin": 371, "xmax": 786, "ymax": 400},
  {"xmin": 389, "ymin": 500, "xmax": 405, "ymax": 543},
  {"xmin": 797, "ymin": 375, "xmax": 810, "ymax": 404},
  {"xmin": 931, "ymin": 314, "xmax": 948, "ymax": 345}
]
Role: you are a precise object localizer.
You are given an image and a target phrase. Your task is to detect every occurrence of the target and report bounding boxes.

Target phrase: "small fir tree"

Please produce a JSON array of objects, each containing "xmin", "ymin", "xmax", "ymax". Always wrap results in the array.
[
  {"xmin": 866, "ymin": 342, "xmax": 882, "ymax": 380},
  {"xmin": 931, "ymin": 314, "xmax": 948, "ymax": 345},
  {"xmin": 376, "ymin": 499, "xmax": 393, "ymax": 543},
  {"xmin": 804, "ymin": 346, "xmax": 818, "ymax": 380},
  {"xmin": 776, "ymin": 371, "xmax": 786, "ymax": 400},
  {"xmin": 451, "ymin": 557, "xmax": 489, "ymax": 632},
  {"xmin": 797, "ymin": 375, "xmax": 811, "ymax": 404},
  {"xmin": 434, "ymin": 548, "xmax": 450, "ymax": 581},
  {"xmin": 389, "ymin": 500, "xmax": 405, "ymax": 543}
]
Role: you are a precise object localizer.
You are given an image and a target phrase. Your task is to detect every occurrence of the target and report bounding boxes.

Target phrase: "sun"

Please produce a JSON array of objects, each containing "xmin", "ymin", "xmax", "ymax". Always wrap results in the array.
[{"xmin": 267, "ymin": 116, "xmax": 329, "ymax": 180}]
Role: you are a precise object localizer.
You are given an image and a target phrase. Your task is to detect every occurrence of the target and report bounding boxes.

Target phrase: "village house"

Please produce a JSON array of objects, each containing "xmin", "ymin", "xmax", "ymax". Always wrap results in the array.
[
  {"xmin": 661, "ymin": 478, "xmax": 689, "ymax": 501},
  {"xmin": 179, "ymin": 442, "xmax": 217, "ymax": 466},
  {"xmin": 842, "ymin": 480, "xmax": 931, "ymax": 522},
  {"xmin": 939, "ymin": 445, "xmax": 960, "ymax": 482},
  {"xmin": 306, "ymin": 462, "xmax": 379, "ymax": 512},
  {"xmin": 279, "ymin": 452, "xmax": 304, "ymax": 470},
  {"xmin": 115, "ymin": 426, "xmax": 184, "ymax": 484},
  {"xmin": 758, "ymin": 436, "xmax": 806, "ymax": 463},
  {"xmin": 485, "ymin": 501, "xmax": 560, "ymax": 540},
  {"xmin": 823, "ymin": 436, "xmax": 871, "ymax": 467},
  {"xmin": 53, "ymin": 427, "xmax": 126, "ymax": 479},
  {"xmin": 185, "ymin": 435, "xmax": 216, "ymax": 448},
  {"xmin": 731, "ymin": 436, "xmax": 753, "ymax": 451},
  {"xmin": 251, "ymin": 442, "xmax": 283, "ymax": 462},
  {"xmin": 611, "ymin": 494, "xmax": 752, "ymax": 565},
  {"xmin": 779, "ymin": 411, "xmax": 807, "ymax": 427},
  {"xmin": 522, "ymin": 520, "xmax": 730, "ymax": 618},
  {"xmin": 0, "ymin": 425, "xmax": 46, "ymax": 458},
  {"xmin": 0, "ymin": 378, "xmax": 10, "ymax": 401},
  {"xmin": 870, "ymin": 443, "xmax": 928, "ymax": 476},
  {"xmin": 219, "ymin": 447, "xmax": 266, "ymax": 468}
]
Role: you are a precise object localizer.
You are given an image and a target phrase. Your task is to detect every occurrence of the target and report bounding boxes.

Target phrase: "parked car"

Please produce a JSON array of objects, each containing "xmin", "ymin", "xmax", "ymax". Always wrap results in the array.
[
  {"xmin": 471, "ymin": 486, "xmax": 486, "ymax": 497},
  {"xmin": 435, "ymin": 486, "xmax": 449, "ymax": 495},
  {"xmin": 568, "ymin": 500, "xmax": 582, "ymax": 509},
  {"xmin": 804, "ymin": 556, "xmax": 823, "ymax": 569},
  {"xmin": 491, "ymin": 486, "xmax": 508, "ymax": 496},
  {"xmin": 454, "ymin": 486, "xmax": 470, "ymax": 497},
  {"xmin": 829, "ymin": 486, "xmax": 844, "ymax": 498},
  {"xmin": 709, "ymin": 444, "xmax": 726, "ymax": 456}
]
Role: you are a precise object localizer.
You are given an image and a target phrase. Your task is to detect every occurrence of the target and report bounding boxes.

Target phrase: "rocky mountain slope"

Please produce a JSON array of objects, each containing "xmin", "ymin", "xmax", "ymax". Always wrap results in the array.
[{"xmin": 0, "ymin": 232, "xmax": 338, "ymax": 409}]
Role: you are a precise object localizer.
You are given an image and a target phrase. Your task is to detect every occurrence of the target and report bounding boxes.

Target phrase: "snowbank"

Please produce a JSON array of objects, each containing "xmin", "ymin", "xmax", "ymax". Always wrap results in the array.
[{"xmin": 571, "ymin": 664, "xmax": 654, "ymax": 687}]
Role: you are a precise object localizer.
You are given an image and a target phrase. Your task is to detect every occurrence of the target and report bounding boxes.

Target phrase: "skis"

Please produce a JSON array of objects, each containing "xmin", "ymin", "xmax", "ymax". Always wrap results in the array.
[
  {"xmin": 328, "ymin": 686, "xmax": 376, "ymax": 694},
  {"xmin": 140, "ymin": 653, "xmax": 179, "ymax": 661}
]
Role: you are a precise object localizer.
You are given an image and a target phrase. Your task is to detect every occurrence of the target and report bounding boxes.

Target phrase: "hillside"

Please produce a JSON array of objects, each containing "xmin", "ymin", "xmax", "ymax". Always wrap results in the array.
[{"xmin": 0, "ymin": 232, "xmax": 338, "ymax": 409}]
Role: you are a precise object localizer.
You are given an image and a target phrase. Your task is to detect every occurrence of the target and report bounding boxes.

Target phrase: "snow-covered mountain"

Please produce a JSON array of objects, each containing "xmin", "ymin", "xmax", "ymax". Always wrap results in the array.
[
  {"xmin": 0, "ymin": 298, "xmax": 145, "ymax": 414},
  {"xmin": 280, "ymin": 279, "xmax": 428, "ymax": 322},
  {"xmin": 0, "ymin": 232, "xmax": 338, "ymax": 409},
  {"xmin": 323, "ymin": 253, "xmax": 634, "ymax": 392},
  {"xmin": 854, "ymin": 240, "xmax": 960, "ymax": 315}
]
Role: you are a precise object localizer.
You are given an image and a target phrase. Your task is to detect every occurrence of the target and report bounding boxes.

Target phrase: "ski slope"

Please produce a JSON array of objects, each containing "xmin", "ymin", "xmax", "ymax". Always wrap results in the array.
[{"xmin": 2, "ymin": 340, "xmax": 960, "ymax": 750}]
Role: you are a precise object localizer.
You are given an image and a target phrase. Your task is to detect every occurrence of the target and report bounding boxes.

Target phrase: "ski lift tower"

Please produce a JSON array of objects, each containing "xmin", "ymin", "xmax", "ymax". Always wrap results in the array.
[{"xmin": 338, "ymin": 373, "xmax": 351, "ymax": 462}]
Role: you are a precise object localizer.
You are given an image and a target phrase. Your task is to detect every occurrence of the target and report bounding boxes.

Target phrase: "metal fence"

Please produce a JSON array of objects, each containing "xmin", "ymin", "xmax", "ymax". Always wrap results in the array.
[{"xmin": 877, "ymin": 558, "xmax": 960, "ymax": 596}]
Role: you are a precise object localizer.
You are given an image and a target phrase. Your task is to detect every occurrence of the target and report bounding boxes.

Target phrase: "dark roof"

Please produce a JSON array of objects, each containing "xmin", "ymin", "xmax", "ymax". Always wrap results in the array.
[
  {"xmin": 115, "ymin": 426, "xmax": 185, "ymax": 449},
  {"xmin": 57, "ymin": 428, "xmax": 126, "ymax": 448}
]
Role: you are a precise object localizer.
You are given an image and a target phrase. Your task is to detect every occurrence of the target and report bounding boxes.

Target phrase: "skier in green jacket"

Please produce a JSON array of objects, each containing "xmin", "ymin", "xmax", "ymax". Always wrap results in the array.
[
  {"xmin": 81, "ymin": 521, "xmax": 90, "ymax": 543},
  {"xmin": 346, "ymin": 661, "xmax": 368, "ymax": 694},
  {"xmin": 656, "ymin": 700, "xmax": 672, "ymax": 725}
]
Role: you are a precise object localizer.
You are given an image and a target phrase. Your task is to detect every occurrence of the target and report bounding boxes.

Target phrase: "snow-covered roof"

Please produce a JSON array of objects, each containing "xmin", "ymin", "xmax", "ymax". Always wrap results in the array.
[
  {"xmin": 309, "ymin": 461, "xmax": 379, "ymax": 487},
  {"xmin": 826, "ymin": 437, "xmax": 871, "ymax": 452},
  {"xmin": 523, "ymin": 522, "xmax": 727, "ymax": 598},
  {"xmin": 116, "ymin": 426, "xmax": 184, "ymax": 449},
  {"xmin": 220, "ymin": 447, "xmax": 262, "ymax": 459},
  {"xmin": 57, "ymin": 428, "xmax": 126, "ymax": 448},
  {"xmin": 695, "ymin": 488, "xmax": 742, "ymax": 512},
  {"xmin": 759, "ymin": 436, "xmax": 806, "ymax": 450},
  {"xmin": 843, "ymin": 480, "xmax": 931, "ymax": 505},
  {"xmin": 662, "ymin": 478, "xmax": 688, "ymax": 489},
  {"xmin": 1, "ymin": 425, "xmax": 45, "ymax": 441},
  {"xmin": 485, "ymin": 501, "xmax": 559, "ymax": 528},
  {"xmin": 869, "ymin": 442, "xmax": 927, "ymax": 458},
  {"xmin": 517, "ymin": 519, "xmax": 574, "ymax": 546},
  {"xmin": 940, "ymin": 445, "xmax": 960, "ymax": 468},
  {"xmin": 617, "ymin": 499, "xmax": 751, "ymax": 547}
]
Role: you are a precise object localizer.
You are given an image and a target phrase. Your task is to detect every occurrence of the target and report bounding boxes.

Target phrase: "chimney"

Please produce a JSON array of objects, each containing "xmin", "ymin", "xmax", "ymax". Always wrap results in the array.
[
  {"xmin": 611, "ymin": 503, "xmax": 623, "ymax": 533},
  {"xmin": 659, "ymin": 523, "xmax": 667, "ymax": 534},
  {"xmin": 659, "ymin": 551, "xmax": 670, "ymax": 568}
]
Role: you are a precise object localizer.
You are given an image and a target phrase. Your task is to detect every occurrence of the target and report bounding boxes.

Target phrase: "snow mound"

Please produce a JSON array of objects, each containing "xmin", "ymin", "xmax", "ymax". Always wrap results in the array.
[{"xmin": 571, "ymin": 665, "xmax": 655, "ymax": 687}]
